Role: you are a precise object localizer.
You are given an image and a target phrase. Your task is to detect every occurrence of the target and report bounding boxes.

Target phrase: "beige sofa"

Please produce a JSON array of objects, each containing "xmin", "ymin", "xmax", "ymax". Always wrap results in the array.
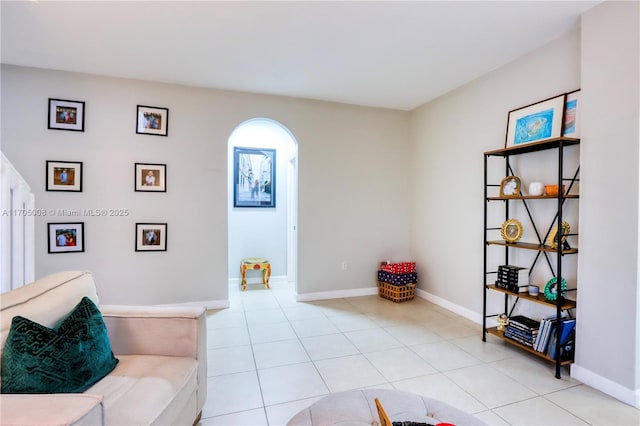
[{"xmin": 0, "ymin": 271, "xmax": 207, "ymax": 426}]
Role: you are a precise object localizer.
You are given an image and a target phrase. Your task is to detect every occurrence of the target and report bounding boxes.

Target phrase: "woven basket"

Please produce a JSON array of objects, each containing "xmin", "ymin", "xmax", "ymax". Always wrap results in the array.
[{"xmin": 377, "ymin": 281, "xmax": 416, "ymax": 303}]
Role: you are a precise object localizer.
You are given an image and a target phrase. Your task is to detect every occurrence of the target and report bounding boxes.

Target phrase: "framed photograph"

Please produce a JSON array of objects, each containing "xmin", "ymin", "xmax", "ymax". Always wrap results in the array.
[
  {"xmin": 135, "ymin": 223, "xmax": 167, "ymax": 252},
  {"xmin": 500, "ymin": 218, "xmax": 523, "ymax": 243},
  {"xmin": 548, "ymin": 221, "xmax": 570, "ymax": 248},
  {"xmin": 48, "ymin": 98, "xmax": 85, "ymax": 132},
  {"xmin": 505, "ymin": 94, "xmax": 566, "ymax": 148},
  {"xmin": 499, "ymin": 175, "xmax": 521, "ymax": 197},
  {"xmin": 136, "ymin": 105, "xmax": 169, "ymax": 136},
  {"xmin": 563, "ymin": 89, "xmax": 581, "ymax": 138},
  {"xmin": 135, "ymin": 163, "xmax": 166, "ymax": 192},
  {"xmin": 233, "ymin": 147, "xmax": 276, "ymax": 208},
  {"xmin": 48, "ymin": 222, "xmax": 84, "ymax": 253},
  {"xmin": 46, "ymin": 160, "xmax": 83, "ymax": 192}
]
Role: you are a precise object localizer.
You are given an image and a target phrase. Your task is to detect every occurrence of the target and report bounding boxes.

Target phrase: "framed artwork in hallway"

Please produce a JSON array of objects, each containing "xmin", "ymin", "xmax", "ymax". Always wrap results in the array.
[{"xmin": 233, "ymin": 147, "xmax": 276, "ymax": 208}]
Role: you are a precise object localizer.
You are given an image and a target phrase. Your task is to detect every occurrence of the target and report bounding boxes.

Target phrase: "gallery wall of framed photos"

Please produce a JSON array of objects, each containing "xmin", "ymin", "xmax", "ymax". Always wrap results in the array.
[{"xmin": 44, "ymin": 99, "xmax": 172, "ymax": 256}]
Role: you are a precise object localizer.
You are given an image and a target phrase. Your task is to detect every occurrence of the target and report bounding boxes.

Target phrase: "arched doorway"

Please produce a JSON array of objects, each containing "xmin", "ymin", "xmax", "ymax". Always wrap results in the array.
[{"xmin": 227, "ymin": 118, "xmax": 298, "ymax": 296}]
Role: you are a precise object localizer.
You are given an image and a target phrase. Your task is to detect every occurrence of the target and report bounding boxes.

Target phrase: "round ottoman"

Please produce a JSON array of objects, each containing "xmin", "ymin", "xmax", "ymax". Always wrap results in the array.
[{"xmin": 287, "ymin": 389, "xmax": 486, "ymax": 425}]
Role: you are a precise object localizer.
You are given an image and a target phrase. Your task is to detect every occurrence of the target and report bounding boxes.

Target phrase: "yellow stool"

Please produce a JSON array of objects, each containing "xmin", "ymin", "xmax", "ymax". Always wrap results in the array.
[{"xmin": 240, "ymin": 258, "xmax": 271, "ymax": 291}]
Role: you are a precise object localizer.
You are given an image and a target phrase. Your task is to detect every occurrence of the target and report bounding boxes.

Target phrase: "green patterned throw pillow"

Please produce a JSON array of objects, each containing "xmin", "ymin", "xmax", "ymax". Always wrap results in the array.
[{"xmin": 1, "ymin": 296, "xmax": 118, "ymax": 393}]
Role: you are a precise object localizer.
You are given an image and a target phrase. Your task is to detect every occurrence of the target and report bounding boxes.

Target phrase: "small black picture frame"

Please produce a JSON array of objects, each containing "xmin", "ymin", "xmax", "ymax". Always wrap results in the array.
[
  {"xmin": 135, "ymin": 223, "xmax": 167, "ymax": 252},
  {"xmin": 46, "ymin": 160, "xmax": 83, "ymax": 192},
  {"xmin": 135, "ymin": 163, "xmax": 166, "ymax": 192},
  {"xmin": 48, "ymin": 222, "xmax": 85, "ymax": 253},
  {"xmin": 136, "ymin": 105, "xmax": 169, "ymax": 136},
  {"xmin": 48, "ymin": 98, "xmax": 85, "ymax": 132}
]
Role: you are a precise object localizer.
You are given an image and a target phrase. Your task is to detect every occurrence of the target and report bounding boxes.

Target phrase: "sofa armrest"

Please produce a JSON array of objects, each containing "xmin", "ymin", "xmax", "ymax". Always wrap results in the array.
[
  {"xmin": 100, "ymin": 305, "xmax": 206, "ymax": 358},
  {"xmin": 100, "ymin": 305, "xmax": 208, "ymax": 413},
  {"xmin": 0, "ymin": 394, "xmax": 104, "ymax": 426}
]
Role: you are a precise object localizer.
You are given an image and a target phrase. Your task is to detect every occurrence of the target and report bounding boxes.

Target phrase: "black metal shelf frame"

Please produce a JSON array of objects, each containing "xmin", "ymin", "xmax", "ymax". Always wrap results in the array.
[{"xmin": 482, "ymin": 138, "xmax": 580, "ymax": 379}]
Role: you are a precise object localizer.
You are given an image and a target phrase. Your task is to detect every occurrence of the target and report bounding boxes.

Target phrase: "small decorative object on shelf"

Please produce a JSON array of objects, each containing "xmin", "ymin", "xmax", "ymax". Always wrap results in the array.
[
  {"xmin": 544, "ymin": 184, "xmax": 566, "ymax": 196},
  {"xmin": 500, "ymin": 218, "xmax": 523, "ymax": 243},
  {"xmin": 497, "ymin": 314, "xmax": 508, "ymax": 331},
  {"xmin": 548, "ymin": 221, "xmax": 570, "ymax": 248},
  {"xmin": 528, "ymin": 181, "xmax": 544, "ymax": 196},
  {"xmin": 499, "ymin": 175, "xmax": 521, "ymax": 197},
  {"xmin": 544, "ymin": 277, "xmax": 567, "ymax": 302}
]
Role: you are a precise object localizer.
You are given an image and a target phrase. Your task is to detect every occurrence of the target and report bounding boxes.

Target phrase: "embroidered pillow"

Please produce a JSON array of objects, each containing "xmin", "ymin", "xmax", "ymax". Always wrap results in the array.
[{"xmin": 1, "ymin": 296, "xmax": 118, "ymax": 393}]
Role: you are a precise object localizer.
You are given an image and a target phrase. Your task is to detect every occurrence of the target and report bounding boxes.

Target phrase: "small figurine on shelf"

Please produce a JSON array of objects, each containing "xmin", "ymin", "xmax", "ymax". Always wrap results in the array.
[{"xmin": 497, "ymin": 314, "xmax": 509, "ymax": 331}]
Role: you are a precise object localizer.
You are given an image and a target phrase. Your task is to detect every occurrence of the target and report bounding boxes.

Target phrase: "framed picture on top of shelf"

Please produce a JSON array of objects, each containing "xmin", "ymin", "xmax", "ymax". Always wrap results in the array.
[
  {"xmin": 505, "ymin": 94, "xmax": 566, "ymax": 149},
  {"xmin": 48, "ymin": 98, "xmax": 85, "ymax": 132},
  {"xmin": 563, "ymin": 89, "xmax": 581, "ymax": 138},
  {"xmin": 136, "ymin": 105, "xmax": 169, "ymax": 136},
  {"xmin": 499, "ymin": 175, "xmax": 521, "ymax": 197}
]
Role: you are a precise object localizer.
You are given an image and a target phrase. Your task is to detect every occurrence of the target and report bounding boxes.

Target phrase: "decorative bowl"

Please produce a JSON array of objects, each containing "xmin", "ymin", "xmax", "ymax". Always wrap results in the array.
[{"xmin": 544, "ymin": 184, "xmax": 565, "ymax": 196}]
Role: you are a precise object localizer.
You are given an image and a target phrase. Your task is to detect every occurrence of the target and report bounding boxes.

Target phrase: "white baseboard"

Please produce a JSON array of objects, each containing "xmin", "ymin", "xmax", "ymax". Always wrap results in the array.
[
  {"xmin": 570, "ymin": 364, "xmax": 640, "ymax": 408},
  {"xmin": 415, "ymin": 288, "xmax": 484, "ymax": 324},
  {"xmin": 296, "ymin": 286, "xmax": 378, "ymax": 302},
  {"xmin": 228, "ymin": 275, "xmax": 288, "ymax": 286}
]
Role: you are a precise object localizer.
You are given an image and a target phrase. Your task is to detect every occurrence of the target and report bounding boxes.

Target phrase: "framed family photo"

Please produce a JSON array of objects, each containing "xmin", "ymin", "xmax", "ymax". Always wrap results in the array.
[
  {"xmin": 136, "ymin": 105, "xmax": 169, "ymax": 136},
  {"xmin": 135, "ymin": 223, "xmax": 167, "ymax": 252},
  {"xmin": 233, "ymin": 147, "xmax": 276, "ymax": 208},
  {"xmin": 48, "ymin": 222, "xmax": 84, "ymax": 253},
  {"xmin": 505, "ymin": 94, "xmax": 565, "ymax": 149},
  {"xmin": 135, "ymin": 163, "xmax": 166, "ymax": 192},
  {"xmin": 46, "ymin": 160, "xmax": 83, "ymax": 192},
  {"xmin": 48, "ymin": 98, "xmax": 85, "ymax": 132},
  {"xmin": 499, "ymin": 175, "xmax": 521, "ymax": 197}
]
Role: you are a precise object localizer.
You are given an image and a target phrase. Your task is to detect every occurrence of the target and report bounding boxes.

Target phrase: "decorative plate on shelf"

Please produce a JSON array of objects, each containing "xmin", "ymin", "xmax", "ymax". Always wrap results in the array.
[
  {"xmin": 548, "ymin": 221, "xmax": 570, "ymax": 248},
  {"xmin": 500, "ymin": 219, "xmax": 523, "ymax": 243}
]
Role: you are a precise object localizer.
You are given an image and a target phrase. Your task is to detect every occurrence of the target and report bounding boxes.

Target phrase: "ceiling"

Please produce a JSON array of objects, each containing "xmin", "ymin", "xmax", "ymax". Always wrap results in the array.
[{"xmin": 1, "ymin": 1, "xmax": 599, "ymax": 111}]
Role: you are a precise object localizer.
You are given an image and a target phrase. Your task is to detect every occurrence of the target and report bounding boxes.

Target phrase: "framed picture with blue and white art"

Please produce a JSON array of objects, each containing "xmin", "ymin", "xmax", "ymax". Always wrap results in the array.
[
  {"xmin": 233, "ymin": 147, "xmax": 276, "ymax": 208},
  {"xmin": 505, "ymin": 94, "xmax": 566, "ymax": 149}
]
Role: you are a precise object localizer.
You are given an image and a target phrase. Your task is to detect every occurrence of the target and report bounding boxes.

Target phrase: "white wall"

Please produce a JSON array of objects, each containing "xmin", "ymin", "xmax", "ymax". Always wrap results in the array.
[
  {"xmin": 409, "ymin": 1, "xmax": 640, "ymax": 406},
  {"xmin": 1, "ymin": 65, "xmax": 411, "ymax": 305},
  {"xmin": 409, "ymin": 28, "xmax": 581, "ymax": 320},
  {"xmin": 573, "ymin": 0, "xmax": 639, "ymax": 406}
]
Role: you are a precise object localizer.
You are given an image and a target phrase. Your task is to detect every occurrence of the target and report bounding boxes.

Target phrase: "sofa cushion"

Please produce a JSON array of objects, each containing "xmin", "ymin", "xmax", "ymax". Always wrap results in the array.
[
  {"xmin": 87, "ymin": 354, "xmax": 198, "ymax": 425},
  {"xmin": 1, "ymin": 297, "xmax": 118, "ymax": 394}
]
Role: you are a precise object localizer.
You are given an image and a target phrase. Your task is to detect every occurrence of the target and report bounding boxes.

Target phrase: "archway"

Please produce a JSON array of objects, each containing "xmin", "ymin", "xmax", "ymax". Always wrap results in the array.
[{"xmin": 227, "ymin": 118, "xmax": 298, "ymax": 296}]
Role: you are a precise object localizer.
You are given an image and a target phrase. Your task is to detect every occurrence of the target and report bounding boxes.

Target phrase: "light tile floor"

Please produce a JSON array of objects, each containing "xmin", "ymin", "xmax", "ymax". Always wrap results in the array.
[{"xmin": 200, "ymin": 282, "xmax": 640, "ymax": 425}]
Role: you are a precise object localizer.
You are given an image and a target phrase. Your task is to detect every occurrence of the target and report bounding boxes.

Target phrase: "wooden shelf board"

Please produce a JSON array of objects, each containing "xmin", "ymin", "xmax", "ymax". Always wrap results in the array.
[
  {"xmin": 486, "ymin": 285, "xmax": 576, "ymax": 310},
  {"xmin": 487, "ymin": 195, "xmax": 579, "ymax": 201},
  {"xmin": 486, "ymin": 240, "xmax": 578, "ymax": 254},
  {"xmin": 484, "ymin": 138, "xmax": 580, "ymax": 157},
  {"xmin": 486, "ymin": 327, "xmax": 573, "ymax": 366}
]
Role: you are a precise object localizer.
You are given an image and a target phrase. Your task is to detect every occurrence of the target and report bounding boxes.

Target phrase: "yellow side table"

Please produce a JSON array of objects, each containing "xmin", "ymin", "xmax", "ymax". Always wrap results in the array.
[{"xmin": 240, "ymin": 258, "xmax": 271, "ymax": 291}]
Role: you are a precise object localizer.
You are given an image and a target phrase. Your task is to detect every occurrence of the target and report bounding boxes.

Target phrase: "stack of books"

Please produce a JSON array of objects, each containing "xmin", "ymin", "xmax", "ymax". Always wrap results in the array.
[
  {"xmin": 495, "ymin": 265, "xmax": 528, "ymax": 293},
  {"xmin": 504, "ymin": 315, "xmax": 540, "ymax": 347},
  {"xmin": 535, "ymin": 316, "xmax": 576, "ymax": 360}
]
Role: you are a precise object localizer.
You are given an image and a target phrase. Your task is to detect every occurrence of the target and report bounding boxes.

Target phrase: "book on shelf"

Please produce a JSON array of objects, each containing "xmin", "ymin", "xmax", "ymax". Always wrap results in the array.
[
  {"xmin": 508, "ymin": 315, "xmax": 540, "ymax": 331},
  {"xmin": 534, "ymin": 315, "xmax": 559, "ymax": 352},
  {"xmin": 548, "ymin": 319, "xmax": 576, "ymax": 360}
]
